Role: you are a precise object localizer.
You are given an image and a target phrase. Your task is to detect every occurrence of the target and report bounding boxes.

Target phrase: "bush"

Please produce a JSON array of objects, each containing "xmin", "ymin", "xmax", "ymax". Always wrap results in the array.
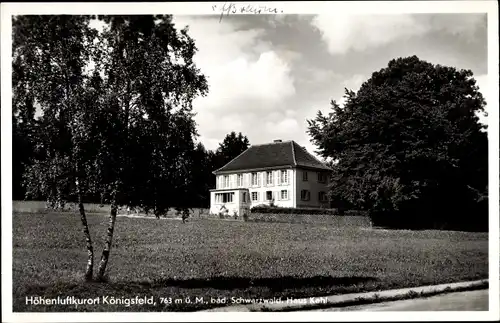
[{"xmin": 250, "ymin": 205, "xmax": 339, "ymax": 216}]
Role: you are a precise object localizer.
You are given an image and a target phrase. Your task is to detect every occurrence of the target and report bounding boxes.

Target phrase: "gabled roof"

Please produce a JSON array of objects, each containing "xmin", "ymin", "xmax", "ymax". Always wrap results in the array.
[{"xmin": 213, "ymin": 140, "xmax": 331, "ymax": 174}]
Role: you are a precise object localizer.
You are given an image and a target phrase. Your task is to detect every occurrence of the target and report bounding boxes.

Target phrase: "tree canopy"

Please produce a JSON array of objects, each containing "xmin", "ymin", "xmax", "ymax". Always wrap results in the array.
[
  {"xmin": 13, "ymin": 15, "xmax": 209, "ymax": 280},
  {"xmin": 307, "ymin": 56, "xmax": 488, "ymax": 231},
  {"xmin": 214, "ymin": 131, "xmax": 250, "ymax": 169}
]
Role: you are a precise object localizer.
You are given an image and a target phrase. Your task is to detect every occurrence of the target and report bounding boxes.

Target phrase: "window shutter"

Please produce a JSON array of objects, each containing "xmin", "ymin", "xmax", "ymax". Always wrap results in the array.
[{"xmin": 277, "ymin": 170, "xmax": 281, "ymax": 185}]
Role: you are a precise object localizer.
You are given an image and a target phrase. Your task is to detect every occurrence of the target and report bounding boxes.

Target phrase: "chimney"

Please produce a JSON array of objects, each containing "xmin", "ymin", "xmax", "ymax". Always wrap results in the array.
[{"xmin": 273, "ymin": 139, "xmax": 282, "ymax": 143}]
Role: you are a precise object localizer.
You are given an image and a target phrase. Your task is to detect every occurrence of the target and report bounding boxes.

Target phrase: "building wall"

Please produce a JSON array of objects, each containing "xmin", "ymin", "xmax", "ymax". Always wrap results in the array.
[
  {"xmin": 213, "ymin": 168, "xmax": 296, "ymax": 211},
  {"xmin": 248, "ymin": 168, "xmax": 296, "ymax": 208},
  {"xmin": 211, "ymin": 167, "xmax": 330, "ymax": 214},
  {"xmin": 294, "ymin": 168, "xmax": 330, "ymax": 208}
]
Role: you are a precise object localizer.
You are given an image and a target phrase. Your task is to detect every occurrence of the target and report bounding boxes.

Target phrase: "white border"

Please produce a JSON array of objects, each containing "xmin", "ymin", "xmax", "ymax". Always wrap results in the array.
[
  {"xmin": 0, "ymin": 1, "xmax": 498, "ymax": 14},
  {"xmin": 2, "ymin": 1, "xmax": 499, "ymax": 322}
]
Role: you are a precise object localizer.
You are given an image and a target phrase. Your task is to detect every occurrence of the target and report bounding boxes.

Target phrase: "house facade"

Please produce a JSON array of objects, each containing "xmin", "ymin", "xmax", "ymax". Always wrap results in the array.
[{"xmin": 209, "ymin": 140, "xmax": 332, "ymax": 216}]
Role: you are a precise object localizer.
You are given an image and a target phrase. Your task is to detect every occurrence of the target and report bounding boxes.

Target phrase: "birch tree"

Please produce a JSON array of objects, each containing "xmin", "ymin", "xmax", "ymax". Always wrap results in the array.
[
  {"xmin": 94, "ymin": 15, "xmax": 208, "ymax": 279},
  {"xmin": 13, "ymin": 15, "xmax": 99, "ymax": 280},
  {"xmin": 14, "ymin": 15, "xmax": 208, "ymax": 281}
]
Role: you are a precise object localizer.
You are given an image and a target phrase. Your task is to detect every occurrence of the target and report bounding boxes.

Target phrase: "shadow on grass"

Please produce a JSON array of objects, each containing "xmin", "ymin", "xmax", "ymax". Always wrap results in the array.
[
  {"xmin": 21, "ymin": 275, "xmax": 378, "ymax": 295},
  {"xmin": 145, "ymin": 275, "xmax": 378, "ymax": 291}
]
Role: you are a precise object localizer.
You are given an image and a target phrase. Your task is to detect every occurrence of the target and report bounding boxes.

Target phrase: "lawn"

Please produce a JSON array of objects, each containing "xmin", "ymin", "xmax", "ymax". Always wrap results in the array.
[{"xmin": 12, "ymin": 211, "xmax": 488, "ymax": 312}]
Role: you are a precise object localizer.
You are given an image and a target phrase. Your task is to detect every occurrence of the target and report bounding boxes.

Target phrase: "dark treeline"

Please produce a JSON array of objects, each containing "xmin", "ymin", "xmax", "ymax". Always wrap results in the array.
[{"xmin": 13, "ymin": 127, "xmax": 249, "ymax": 209}]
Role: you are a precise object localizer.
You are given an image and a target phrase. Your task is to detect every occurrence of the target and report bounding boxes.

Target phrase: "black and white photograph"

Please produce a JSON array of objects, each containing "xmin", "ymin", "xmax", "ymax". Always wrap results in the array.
[{"xmin": 1, "ymin": 1, "xmax": 499, "ymax": 321}]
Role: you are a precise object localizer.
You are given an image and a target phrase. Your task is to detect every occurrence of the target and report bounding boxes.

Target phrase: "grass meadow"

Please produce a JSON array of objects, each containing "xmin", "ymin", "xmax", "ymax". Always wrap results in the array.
[{"xmin": 12, "ymin": 207, "xmax": 488, "ymax": 312}]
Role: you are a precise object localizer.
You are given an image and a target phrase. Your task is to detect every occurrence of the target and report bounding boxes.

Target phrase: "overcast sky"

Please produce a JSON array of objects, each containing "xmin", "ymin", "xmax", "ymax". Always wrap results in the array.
[{"xmin": 172, "ymin": 14, "xmax": 488, "ymax": 156}]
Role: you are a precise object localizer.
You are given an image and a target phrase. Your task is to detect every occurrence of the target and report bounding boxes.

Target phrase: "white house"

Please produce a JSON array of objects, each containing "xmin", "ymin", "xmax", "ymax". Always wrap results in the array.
[{"xmin": 209, "ymin": 139, "xmax": 332, "ymax": 216}]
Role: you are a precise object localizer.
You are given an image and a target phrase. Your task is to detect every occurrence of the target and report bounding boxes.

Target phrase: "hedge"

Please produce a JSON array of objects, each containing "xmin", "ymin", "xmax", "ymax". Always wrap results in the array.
[
  {"xmin": 245, "ymin": 212, "xmax": 372, "ymax": 227},
  {"xmin": 251, "ymin": 205, "xmax": 338, "ymax": 216}
]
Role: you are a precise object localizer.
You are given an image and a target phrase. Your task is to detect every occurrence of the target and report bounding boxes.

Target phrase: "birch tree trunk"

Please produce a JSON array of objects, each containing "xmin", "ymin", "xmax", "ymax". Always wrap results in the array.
[
  {"xmin": 96, "ymin": 196, "xmax": 118, "ymax": 280},
  {"xmin": 75, "ymin": 154, "xmax": 94, "ymax": 281},
  {"xmin": 78, "ymin": 193, "xmax": 94, "ymax": 281}
]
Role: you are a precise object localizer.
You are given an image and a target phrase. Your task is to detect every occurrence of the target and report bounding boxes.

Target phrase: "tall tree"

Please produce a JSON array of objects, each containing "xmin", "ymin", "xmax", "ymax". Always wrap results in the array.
[
  {"xmin": 13, "ymin": 15, "xmax": 99, "ymax": 280},
  {"xmin": 94, "ymin": 15, "xmax": 208, "ymax": 279},
  {"xmin": 307, "ymin": 56, "xmax": 488, "ymax": 231},
  {"xmin": 214, "ymin": 131, "xmax": 250, "ymax": 169}
]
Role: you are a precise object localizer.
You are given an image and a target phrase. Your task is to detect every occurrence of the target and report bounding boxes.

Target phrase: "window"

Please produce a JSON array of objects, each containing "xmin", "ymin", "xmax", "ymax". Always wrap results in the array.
[
  {"xmin": 280, "ymin": 170, "xmax": 288, "ymax": 184},
  {"xmin": 300, "ymin": 190, "xmax": 311, "ymax": 201},
  {"xmin": 318, "ymin": 172, "xmax": 327, "ymax": 183},
  {"xmin": 242, "ymin": 192, "xmax": 247, "ymax": 203},
  {"xmin": 215, "ymin": 192, "xmax": 234, "ymax": 203},
  {"xmin": 224, "ymin": 175, "xmax": 230, "ymax": 188},
  {"xmin": 237, "ymin": 174, "xmax": 243, "ymax": 187},
  {"xmin": 303, "ymin": 171, "xmax": 308, "ymax": 181},
  {"xmin": 319, "ymin": 191, "xmax": 328, "ymax": 202},
  {"xmin": 266, "ymin": 191, "xmax": 273, "ymax": 201},
  {"xmin": 251, "ymin": 172, "xmax": 259, "ymax": 186},
  {"xmin": 266, "ymin": 171, "xmax": 273, "ymax": 185},
  {"xmin": 251, "ymin": 192, "xmax": 258, "ymax": 201},
  {"xmin": 281, "ymin": 190, "xmax": 288, "ymax": 200}
]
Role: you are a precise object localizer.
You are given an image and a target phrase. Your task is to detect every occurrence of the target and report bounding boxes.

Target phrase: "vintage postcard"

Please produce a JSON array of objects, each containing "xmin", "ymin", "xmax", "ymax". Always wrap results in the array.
[{"xmin": 1, "ymin": 1, "xmax": 498, "ymax": 322}]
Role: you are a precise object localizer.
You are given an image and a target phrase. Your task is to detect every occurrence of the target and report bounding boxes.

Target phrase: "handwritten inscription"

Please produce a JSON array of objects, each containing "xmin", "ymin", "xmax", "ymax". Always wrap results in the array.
[{"xmin": 212, "ymin": 2, "xmax": 284, "ymax": 22}]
